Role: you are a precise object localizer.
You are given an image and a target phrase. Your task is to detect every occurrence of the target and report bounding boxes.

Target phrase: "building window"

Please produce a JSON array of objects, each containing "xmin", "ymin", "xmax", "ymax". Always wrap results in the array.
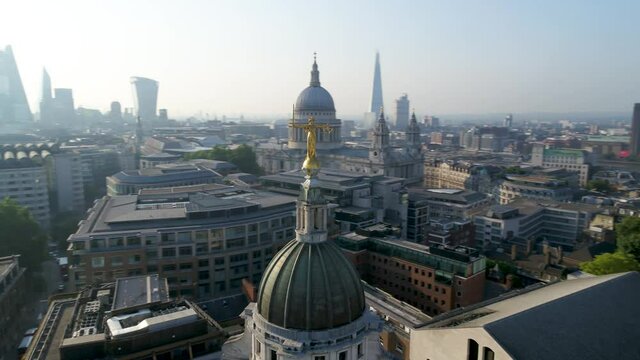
[
  {"xmin": 467, "ymin": 339, "xmax": 479, "ymax": 360},
  {"xmin": 162, "ymin": 247, "xmax": 176, "ymax": 258},
  {"xmin": 91, "ymin": 257, "xmax": 105, "ymax": 268},
  {"xmin": 195, "ymin": 230, "xmax": 208, "ymax": 242},
  {"xmin": 128, "ymin": 254, "xmax": 141, "ymax": 264},
  {"xmin": 127, "ymin": 236, "xmax": 141, "ymax": 247},
  {"xmin": 162, "ymin": 264, "xmax": 177, "ymax": 272},
  {"xmin": 483, "ymin": 347, "xmax": 495, "ymax": 360},
  {"xmin": 145, "ymin": 235, "xmax": 158, "ymax": 246},
  {"xmin": 395, "ymin": 343, "xmax": 404, "ymax": 354},
  {"xmin": 270, "ymin": 349, "xmax": 277, "ymax": 360},
  {"xmin": 111, "ymin": 256, "xmax": 123, "ymax": 266},
  {"xmin": 338, "ymin": 350, "xmax": 348, "ymax": 360},
  {"xmin": 314, "ymin": 356, "xmax": 326, "ymax": 360},
  {"xmin": 358, "ymin": 343, "xmax": 364, "ymax": 357}
]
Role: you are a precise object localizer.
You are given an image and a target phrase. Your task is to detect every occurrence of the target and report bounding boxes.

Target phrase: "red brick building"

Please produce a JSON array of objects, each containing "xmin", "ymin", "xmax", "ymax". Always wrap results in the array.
[{"xmin": 337, "ymin": 233, "xmax": 486, "ymax": 316}]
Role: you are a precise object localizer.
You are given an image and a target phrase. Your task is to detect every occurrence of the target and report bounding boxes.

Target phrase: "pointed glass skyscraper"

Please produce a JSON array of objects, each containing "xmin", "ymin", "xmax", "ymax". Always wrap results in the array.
[
  {"xmin": 0, "ymin": 45, "xmax": 32, "ymax": 124},
  {"xmin": 370, "ymin": 52, "xmax": 383, "ymax": 116}
]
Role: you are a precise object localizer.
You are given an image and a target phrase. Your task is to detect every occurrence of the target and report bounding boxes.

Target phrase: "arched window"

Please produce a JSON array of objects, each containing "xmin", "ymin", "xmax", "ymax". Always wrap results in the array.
[
  {"xmin": 467, "ymin": 339, "xmax": 479, "ymax": 360},
  {"xmin": 483, "ymin": 347, "xmax": 495, "ymax": 360}
]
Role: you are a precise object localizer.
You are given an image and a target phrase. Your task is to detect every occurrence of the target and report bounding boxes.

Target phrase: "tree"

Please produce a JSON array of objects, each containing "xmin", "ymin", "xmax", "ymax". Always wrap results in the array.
[
  {"xmin": 586, "ymin": 179, "xmax": 614, "ymax": 193},
  {"xmin": 51, "ymin": 212, "xmax": 83, "ymax": 249},
  {"xmin": 616, "ymin": 216, "xmax": 640, "ymax": 260},
  {"xmin": 185, "ymin": 145, "xmax": 264, "ymax": 175},
  {"xmin": 504, "ymin": 166, "xmax": 526, "ymax": 175},
  {"xmin": 0, "ymin": 198, "xmax": 47, "ymax": 271},
  {"xmin": 580, "ymin": 252, "xmax": 640, "ymax": 275}
]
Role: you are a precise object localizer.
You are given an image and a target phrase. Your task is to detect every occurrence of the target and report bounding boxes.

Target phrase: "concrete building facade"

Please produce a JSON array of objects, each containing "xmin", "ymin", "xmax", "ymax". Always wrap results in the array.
[
  {"xmin": 471, "ymin": 198, "xmax": 600, "ymax": 250},
  {"xmin": 67, "ymin": 184, "xmax": 296, "ymax": 299},
  {"xmin": 0, "ymin": 164, "xmax": 50, "ymax": 228},
  {"xmin": 423, "ymin": 160, "xmax": 493, "ymax": 193},
  {"xmin": 530, "ymin": 144, "xmax": 591, "ymax": 186},
  {"xmin": 0, "ymin": 255, "xmax": 27, "ymax": 360}
]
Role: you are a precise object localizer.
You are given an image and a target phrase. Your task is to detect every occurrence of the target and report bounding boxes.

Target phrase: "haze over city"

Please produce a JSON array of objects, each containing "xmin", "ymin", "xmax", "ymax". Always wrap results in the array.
[
  {"xmin": 2, "ymin": 0, "xmax": 640, "ymax": 118},
  {"xmin": 5, "ymin": 2, "xmax": 640, "ymax": 360}
]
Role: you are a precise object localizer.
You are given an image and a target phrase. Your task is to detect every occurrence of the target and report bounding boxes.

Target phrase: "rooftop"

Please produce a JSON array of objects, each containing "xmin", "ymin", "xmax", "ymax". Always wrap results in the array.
[
  {"xmin": 24, "ymin": 275, "xmax": 224, "ymax": 360},
  {"xmin": 261, "ymin": 168, "xmax": 403, "ymax": 192},
  {"xmin": 112, "ymin": 274, "xmax": 169, "ymax": 311},
  {"xmin": 72, "ymin": 185, "xmax": 295, "ymax": 236},
  {"xmin": 584, "ymin": 135, "xmax": 630, "ymax": 143},
  {"xmin": 418, "ymin": 272, "xmax": 640, "ymax": 360},
  {"xmin": 409, "ymin": 187, "xmax": 488, "ymax": 205},
  {"xmin": 109, "ymin": 162, "xmax": 223, "ymax": 185},
  {"xmin": 543, "ymin": 148, "xmax": 587, "ymax": 158},
  {"xmin": 472, "ymin": 198, "xmax": 603, "ymax": 219}
]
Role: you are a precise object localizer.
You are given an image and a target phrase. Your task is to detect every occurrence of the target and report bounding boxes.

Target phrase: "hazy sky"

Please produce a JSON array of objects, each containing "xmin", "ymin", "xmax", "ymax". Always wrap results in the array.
[{"xmin": 2, "ymin": 0, "xmax": 640, "ymax": 119}]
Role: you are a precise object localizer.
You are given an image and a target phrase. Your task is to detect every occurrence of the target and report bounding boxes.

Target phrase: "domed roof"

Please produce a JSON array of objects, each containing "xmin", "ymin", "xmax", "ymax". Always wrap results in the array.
[
  {"xmin": 257, "ymin": 239, "xmax": 365, "ymax": 331},
  {"xmin": 295, "ymin": 58, "xmax": 336, "ymax": 112},
  {"xmin": 295, "ymin": 86, "xmax": 335, "ymax": 112}
]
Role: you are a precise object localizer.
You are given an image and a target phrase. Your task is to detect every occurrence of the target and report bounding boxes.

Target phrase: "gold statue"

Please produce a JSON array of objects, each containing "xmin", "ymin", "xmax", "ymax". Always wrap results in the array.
[{"xmin": 291, "ymin": 116, "xmax": 332, "ymax": 176}]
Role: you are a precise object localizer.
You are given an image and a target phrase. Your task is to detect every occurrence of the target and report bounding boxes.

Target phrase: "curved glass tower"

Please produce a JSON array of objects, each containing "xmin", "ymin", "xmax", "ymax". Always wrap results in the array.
[{"xmin": 130, "ymin": 76, "xmax": 158, "ymax": 126}]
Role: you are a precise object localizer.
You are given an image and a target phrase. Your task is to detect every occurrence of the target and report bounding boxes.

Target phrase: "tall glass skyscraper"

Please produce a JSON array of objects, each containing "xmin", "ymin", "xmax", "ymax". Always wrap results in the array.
[
  {"xmin": 370, "ymin": 52, "xmax": 384, "ymax": 117},
  {"xmin": 0, "ymin": 45, "xmax": 32, "ymax": 124},
  {"xmin": 130, "ymin": 76, "xmax": 159, "ymax": 126}
]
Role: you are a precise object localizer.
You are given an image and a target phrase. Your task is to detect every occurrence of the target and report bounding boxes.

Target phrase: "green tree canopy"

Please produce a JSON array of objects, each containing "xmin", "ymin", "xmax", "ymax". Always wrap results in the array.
[
  {"xmin": 586, "ymin": 179, "xmax": 614, "ymax": 193},
  {"xmin": 616, "ymin": 216, "xmax": 640, "ymax": 260},
  {"xmin": 580, "ymin": 252, "xmax": 640, "ymax": 275},
  {"xmin": 0, "ymin": 198, "xmax": 47, "ymax": 271},
  {"xmin": 504, "ymin": 166, "xmax": 526, "ymax": 175},
  {"xmin": 184, "ymin": 145, "xmax": 264, "ymax": 175}
]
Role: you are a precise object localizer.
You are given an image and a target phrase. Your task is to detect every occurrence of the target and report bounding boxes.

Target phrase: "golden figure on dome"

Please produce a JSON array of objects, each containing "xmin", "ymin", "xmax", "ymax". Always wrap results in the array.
[{"xmin": 290, "ymin": 116, "xmax": 332, "ymax": 176}]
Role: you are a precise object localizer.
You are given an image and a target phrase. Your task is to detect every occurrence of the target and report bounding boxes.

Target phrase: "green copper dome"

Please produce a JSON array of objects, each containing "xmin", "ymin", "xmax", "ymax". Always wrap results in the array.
[{"xmin": 257, "ymin": 239, "xmax": 365, "ymax": 331}]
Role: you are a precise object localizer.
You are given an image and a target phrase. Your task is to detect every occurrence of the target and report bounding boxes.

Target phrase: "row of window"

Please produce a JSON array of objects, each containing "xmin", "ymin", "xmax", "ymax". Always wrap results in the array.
[{"xmin": 81, "ymin": 222, "xmax": 294, "ymax": 251}]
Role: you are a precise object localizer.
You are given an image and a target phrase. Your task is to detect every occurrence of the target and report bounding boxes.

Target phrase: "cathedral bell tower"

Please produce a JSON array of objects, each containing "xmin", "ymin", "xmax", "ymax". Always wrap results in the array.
[
  {"xmin": 370, "ymin": 107, "xmax": 390, "ymax": 164},
  {"xmin": 406, "ymin": 110, "xmax": 422, "ymax": 156}
]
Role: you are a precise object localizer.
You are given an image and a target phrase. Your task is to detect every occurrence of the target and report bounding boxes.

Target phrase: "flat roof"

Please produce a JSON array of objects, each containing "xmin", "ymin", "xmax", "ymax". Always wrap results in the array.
[
  {"xmin": 112, "ymin": 274, "xmax": 169, "ymax": 311},
  {"xmin": 73, "ymin": 185, "xmax": 296, "ymax": 236}
]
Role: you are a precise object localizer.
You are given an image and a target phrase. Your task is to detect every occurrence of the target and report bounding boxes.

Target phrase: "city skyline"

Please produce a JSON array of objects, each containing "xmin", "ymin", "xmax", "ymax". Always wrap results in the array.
[{"xmin": 2, "ymin": 0, "xmax": 640, "ymax": 119}]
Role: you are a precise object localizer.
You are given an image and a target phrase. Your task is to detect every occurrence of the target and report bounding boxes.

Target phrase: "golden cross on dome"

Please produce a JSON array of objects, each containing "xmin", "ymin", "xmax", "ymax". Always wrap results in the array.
[{"xmin": 291, "ymin": 116, "xmax": 332, "ymax": 176}]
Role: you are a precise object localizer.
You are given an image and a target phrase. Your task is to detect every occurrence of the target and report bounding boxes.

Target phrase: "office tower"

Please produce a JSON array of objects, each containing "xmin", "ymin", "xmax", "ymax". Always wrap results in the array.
[
  {"xmin": 158, "ymin": 108, "xmax": 168, "ymax": 124},
  {"xmin": 52, "ymin": 88, "xmax": 75, "ymax": 124},
  {"xmin": 0, "ymin": 45, "xmax": 32, "ymax": 123},
  {"xmin": 631, "ymin": 103, "xmax": 640, "ymax": 156},
  {"xmin": 424, "ymin": 115, "xmax": 440, "ymax": 128},
  {"xmin": 504, "ymin": 113, "xmax": 513, "ymax": 128},
  {"xmin": 109, "ymin": 101, "xmax": 122, "ymax": 118},
  {"xmin": 39, "ymin": 68, "xmax": 53, "ymax": 123},
  {"xmin": 395, "ymin": 93, "xmax": 409, "ymax": 129},
  {"xmin": 46, "ymin": 152, "xmax": 85, "ymax": 212},
  {"xmin": 130, "ymin": 76, "xmax": 159, "ymax": 127},
  {"xmin": 370, "ymin": 52, "xmax": 383, "ymax": 117}
]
